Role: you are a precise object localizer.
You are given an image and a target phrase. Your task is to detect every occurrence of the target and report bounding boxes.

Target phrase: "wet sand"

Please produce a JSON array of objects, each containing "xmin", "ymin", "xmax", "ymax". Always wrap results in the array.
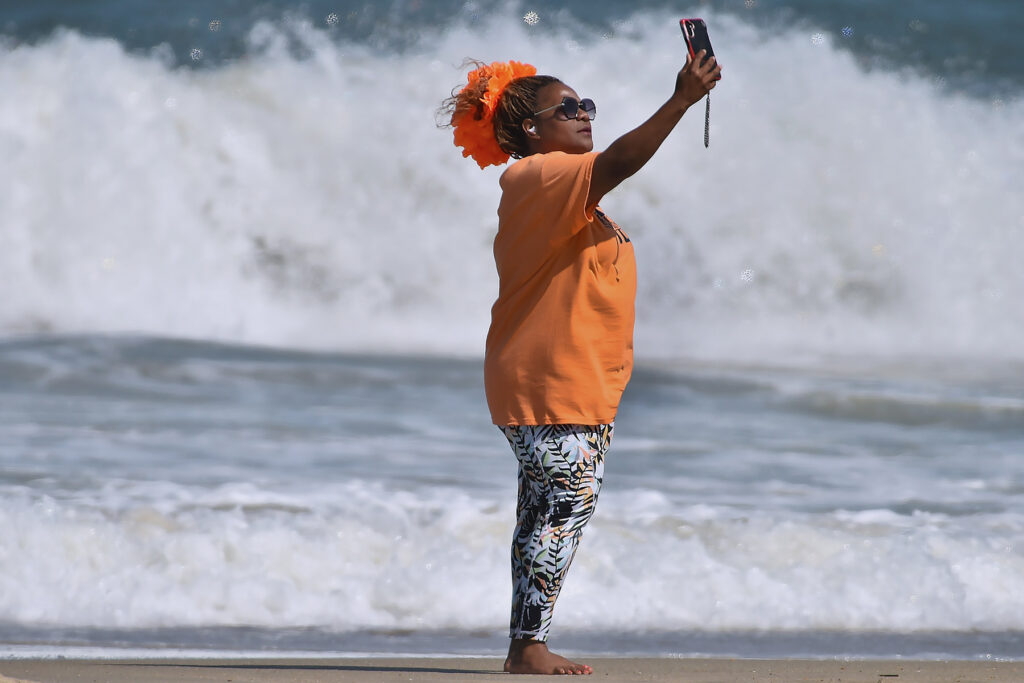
[{"xmin": 3, "ymin": 657, "xmax": 1023, "ymax": 682}]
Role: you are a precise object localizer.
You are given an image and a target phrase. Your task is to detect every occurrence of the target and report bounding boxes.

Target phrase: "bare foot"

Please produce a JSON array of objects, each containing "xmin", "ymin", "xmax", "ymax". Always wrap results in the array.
[{"xmin": 503, "ymin": 639, "xmax": 593, "ymax": 675}]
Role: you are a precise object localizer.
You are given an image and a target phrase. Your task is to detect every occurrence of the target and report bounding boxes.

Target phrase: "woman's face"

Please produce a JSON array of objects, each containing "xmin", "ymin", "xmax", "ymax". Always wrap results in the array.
[{"xmin": 525, "ymin": 82, "xmax": 594, "ymax": 156}]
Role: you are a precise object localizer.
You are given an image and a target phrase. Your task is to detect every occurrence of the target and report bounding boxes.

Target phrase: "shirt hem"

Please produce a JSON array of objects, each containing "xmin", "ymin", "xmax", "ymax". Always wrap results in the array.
[{"xmin": 491, "ymin": 414, "xmax": 618, "ymax": 427}]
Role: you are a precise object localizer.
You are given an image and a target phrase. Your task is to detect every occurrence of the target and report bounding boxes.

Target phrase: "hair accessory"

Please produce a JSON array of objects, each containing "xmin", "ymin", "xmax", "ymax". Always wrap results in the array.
[{"xmin": 452, "ymin": 60, "xmax": 537, "ymax": 169}]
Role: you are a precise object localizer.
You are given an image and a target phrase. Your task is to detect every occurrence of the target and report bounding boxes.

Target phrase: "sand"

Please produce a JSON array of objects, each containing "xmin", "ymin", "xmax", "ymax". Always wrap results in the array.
[{"xmin": 2, "ymin": 657, "xmax": 1023, "ymax": 682}]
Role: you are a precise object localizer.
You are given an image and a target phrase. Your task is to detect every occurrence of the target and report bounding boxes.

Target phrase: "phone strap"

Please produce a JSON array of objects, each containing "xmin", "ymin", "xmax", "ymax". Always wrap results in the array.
[{"xmin": 704, "ymin": 93, "xmax": 710, "ymax": 148}]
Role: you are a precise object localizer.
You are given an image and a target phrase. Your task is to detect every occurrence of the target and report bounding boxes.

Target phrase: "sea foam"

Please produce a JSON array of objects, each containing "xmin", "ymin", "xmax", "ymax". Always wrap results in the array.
[
  {"xmin": 0, "ymin": 11, "xmax": 1022, "ymax": 366},
  {"xmin": 3, "ymin": 479, "xmax": 1024, "ymax": 634}
]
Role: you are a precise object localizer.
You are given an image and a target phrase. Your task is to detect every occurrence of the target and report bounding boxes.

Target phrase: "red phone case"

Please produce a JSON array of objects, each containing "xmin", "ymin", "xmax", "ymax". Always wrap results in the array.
[{"xmin": 680, "ymin": 18, "xmax": 714, "ymax": 65}]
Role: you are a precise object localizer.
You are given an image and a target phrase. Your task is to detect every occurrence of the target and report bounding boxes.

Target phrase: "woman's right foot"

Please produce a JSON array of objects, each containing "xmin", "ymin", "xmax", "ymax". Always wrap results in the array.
[{"xmin": 504, "ymin": 639, "xmax": 593, "ymax": 675}]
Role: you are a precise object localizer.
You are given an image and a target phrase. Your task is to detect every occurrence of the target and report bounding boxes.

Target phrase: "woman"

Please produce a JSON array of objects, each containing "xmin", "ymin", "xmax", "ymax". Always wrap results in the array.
[{"xmin": 442, "ymin": 50, "xmax": 721, "ymax": 675}]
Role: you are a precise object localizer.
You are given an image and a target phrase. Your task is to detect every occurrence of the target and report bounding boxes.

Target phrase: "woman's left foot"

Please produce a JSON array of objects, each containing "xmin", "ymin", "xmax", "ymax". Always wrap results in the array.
[{"xmin": 504, "ymin": 639, "xmax": 593, "ymax": 675}]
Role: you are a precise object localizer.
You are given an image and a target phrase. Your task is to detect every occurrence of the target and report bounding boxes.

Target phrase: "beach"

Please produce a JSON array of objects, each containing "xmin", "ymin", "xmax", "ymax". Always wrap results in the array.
[
  {"xmin": 4, "ymin": 657, "xmax": 1024, "ymax": 682},
  {"xmin": 3, "ymin": 0, "xmax": 1024, "ymax": 671}
]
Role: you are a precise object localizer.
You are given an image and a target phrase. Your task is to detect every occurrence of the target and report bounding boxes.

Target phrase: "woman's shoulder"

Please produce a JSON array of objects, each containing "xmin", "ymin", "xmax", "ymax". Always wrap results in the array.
[
  {"xmin": 500, "ymin": 151, "xmax": 597, "ymax": 190},
  {"xmin": 500, "ymin": 151, "xmax": 565, "ymax": 180}
]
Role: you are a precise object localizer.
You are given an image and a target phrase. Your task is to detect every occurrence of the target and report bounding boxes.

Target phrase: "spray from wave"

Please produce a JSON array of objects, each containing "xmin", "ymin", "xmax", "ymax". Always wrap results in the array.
[{"xmin": 1, "ymin": 10, "xmax": 1021, "ymax": 365}]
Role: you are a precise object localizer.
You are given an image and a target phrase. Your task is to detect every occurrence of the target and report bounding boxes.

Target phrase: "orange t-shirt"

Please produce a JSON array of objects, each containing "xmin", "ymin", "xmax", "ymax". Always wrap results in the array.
[{"xmin": 484, "ymin": 151, "xmax": 637, "ymax": 426}]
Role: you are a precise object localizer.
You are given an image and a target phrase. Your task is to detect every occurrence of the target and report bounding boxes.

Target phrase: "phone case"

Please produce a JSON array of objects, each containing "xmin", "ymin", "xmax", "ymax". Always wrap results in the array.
[{"xmin": 680, "ymin": 18, "xmax": 714, "ymax": 66}]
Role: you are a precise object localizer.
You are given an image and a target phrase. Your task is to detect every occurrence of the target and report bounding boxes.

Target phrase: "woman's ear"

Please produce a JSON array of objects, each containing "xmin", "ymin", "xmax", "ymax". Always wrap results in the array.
[{"xmin": 522, "ymin": 118, "xmax": 539, "ymax": 138}]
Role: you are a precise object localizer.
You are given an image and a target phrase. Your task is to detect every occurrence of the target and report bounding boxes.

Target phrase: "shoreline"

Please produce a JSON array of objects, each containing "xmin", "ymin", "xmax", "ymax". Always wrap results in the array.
[{"xmin": 4, "ymin": 657, "xmax": 1024, "ymax": 682}]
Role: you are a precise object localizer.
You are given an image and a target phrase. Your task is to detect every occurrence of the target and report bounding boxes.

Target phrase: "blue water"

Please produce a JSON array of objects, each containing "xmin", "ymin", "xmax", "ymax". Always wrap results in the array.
[{"xmin": 1, "ymin": 0, "xmax": 1023, "ymax": 661}]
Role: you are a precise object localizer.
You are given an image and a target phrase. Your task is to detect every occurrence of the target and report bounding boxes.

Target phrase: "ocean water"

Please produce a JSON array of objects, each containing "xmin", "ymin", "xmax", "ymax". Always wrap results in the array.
[{"xmin": 2, "ymin": 0, "xmax": 1023, "ymax": 661}]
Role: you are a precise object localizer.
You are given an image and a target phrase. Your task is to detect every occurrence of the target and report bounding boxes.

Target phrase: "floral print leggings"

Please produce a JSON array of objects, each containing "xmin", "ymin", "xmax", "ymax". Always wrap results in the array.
[{"xmin": 500, "ymin": 423, "xmax": 613, "ymax": 642}]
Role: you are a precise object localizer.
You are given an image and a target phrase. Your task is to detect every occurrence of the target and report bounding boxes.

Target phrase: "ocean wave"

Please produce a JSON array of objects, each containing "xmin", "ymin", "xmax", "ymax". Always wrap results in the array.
[
  {"xmin": 1, "ymin": 12, "xmax": 1022, "ymax": 366},
  {"xmin": 2, "ymin": 480, "xmax": 1023, "ymax": 633}
]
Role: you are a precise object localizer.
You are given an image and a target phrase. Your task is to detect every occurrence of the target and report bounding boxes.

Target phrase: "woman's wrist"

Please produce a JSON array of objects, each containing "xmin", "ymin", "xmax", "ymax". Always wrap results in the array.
[{"xmin": 665, "ymin": 93, "xmax": 693, "ymax": 117}]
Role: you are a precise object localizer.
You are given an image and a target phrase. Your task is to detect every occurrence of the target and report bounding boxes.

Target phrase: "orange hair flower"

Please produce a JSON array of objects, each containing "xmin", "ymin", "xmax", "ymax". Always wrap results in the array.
[{"xmin": 452, "ymin": 60, "xmax": 537, "ymax": 169}]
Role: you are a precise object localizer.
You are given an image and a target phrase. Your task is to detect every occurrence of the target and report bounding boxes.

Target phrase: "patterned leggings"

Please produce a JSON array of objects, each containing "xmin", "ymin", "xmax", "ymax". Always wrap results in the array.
[{"xmin": 501, "ymin": 423, "xmax": 613, "ymax": 642}]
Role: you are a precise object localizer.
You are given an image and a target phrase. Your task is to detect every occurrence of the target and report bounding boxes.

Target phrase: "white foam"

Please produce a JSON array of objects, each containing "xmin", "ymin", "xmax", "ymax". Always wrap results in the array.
[
  {"xmin": 3, "ymin": 481, "xmax": 1023, "ymax": 634},
  {"xmin": 0, "ymin": 12, "xmax": 1022, "ymax": 365}
]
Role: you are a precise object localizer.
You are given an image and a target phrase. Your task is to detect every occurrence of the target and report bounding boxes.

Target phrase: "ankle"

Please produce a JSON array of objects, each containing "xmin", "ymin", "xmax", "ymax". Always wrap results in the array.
[{"xmin": 509, "ymin": 638, "xmax": 547, "ymax": 655}]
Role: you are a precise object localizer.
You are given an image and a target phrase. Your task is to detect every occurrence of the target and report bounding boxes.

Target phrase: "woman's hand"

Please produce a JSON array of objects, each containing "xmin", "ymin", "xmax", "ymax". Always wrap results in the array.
[
  {"xmin": 674, "ymin": 50, "xmax": 722, "ymax": 107},
  {"xmin": 586, "ymin": 50, "xmax": 723, "ymax": 207}
]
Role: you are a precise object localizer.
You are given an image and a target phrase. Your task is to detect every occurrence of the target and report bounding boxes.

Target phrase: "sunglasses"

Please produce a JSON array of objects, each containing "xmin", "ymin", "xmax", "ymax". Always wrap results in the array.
[{"xmin": 532, "ymin": 96, "xmax": 597, "ymax": 121}]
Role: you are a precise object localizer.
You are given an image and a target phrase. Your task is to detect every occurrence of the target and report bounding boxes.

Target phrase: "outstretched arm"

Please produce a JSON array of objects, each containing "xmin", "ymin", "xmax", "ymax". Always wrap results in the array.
[{"xmin": 587, "ymin": 50, "xmax": 722, "ymax": 208}]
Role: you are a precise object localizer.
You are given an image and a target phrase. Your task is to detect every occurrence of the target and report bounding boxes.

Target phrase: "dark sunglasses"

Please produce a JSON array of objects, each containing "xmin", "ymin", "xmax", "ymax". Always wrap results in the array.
[{"xmin": 532, "ymin": 96, "xmax": 597, "ymax": 121}]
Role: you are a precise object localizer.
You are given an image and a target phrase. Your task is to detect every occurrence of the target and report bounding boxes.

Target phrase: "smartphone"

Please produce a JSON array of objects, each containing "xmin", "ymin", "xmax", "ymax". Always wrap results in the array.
[{"xmin": 680, "ymin": 18, "xmax": 715, "ymax": 67}]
